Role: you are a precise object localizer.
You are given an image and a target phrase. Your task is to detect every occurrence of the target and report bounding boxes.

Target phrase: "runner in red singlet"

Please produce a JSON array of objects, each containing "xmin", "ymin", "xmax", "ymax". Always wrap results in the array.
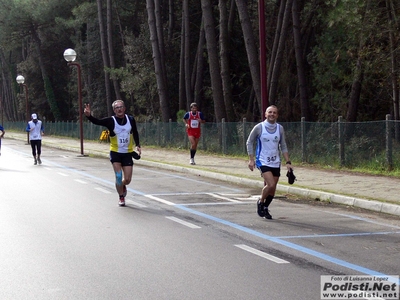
[{"xmin": 183, "ymin": 103, "xmax": 205, "ymax": 165}]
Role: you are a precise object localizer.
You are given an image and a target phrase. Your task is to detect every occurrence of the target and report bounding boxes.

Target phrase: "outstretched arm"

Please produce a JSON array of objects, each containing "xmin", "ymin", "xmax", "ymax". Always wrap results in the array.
[{"xmin": 84, "ymin": 103, "xmax": 114, "ymax": 130}]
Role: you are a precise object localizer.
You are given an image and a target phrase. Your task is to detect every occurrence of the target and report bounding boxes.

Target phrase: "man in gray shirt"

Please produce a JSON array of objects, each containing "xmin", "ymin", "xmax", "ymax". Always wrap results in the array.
[{"xmin": 246, "ymin": 105, "xmax": 293, "ymax": 219}]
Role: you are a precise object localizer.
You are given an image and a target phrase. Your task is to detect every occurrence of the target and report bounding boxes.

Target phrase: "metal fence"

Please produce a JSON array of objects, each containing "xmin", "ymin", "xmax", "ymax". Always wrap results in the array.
[{"xmin": 5, "ymin": 115, "xmax": 400, "ymax": 170}]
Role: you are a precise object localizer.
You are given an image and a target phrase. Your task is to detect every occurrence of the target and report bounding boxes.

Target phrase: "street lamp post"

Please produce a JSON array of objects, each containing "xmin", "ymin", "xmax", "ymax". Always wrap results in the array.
[
  {"xmin": 259, "ymin": 0, "xmax": 268, "ymax": 119},
  {"xmin": 16, "ymin": 75, "xmax": 29, "ymax": 144},
  {"xmin": 63, "ymin": 48, "xmax": 85, "ymax": 156}
]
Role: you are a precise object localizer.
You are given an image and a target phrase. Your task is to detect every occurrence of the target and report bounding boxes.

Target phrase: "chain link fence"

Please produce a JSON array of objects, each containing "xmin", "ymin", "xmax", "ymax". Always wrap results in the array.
[{"xmin": 5, "ymin": 116, "xmax": 400, "ymax": 170}]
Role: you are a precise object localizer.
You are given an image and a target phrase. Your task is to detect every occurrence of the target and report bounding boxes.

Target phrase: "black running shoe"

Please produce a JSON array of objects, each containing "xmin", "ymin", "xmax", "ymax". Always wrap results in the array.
[
  {"xmin": 257, "ymin": 199, "xmax": 266, "ymax": 217},
  {"xmin": 264, "ymin": 208, "xmax": 272, "ymax": 220},
  {"xmin": 132, "ymin": 151, "xmax": 141, "ymax": 160}
]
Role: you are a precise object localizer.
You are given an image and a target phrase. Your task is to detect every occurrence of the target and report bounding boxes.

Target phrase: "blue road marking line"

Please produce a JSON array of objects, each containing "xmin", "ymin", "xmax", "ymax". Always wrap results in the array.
[{"xmin": 175, "ymin": 204, "xmax": 400, "ymax": 286}]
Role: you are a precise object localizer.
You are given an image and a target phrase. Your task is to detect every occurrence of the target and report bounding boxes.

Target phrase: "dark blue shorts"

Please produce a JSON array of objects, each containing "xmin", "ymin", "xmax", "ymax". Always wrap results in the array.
[
  {"xmin": 258, "ymin": 165, "xmax": 281, "ymax": 177},
  {"xmin": 109, "ymin": 151, "xmax": 133, "ymax": 166}
]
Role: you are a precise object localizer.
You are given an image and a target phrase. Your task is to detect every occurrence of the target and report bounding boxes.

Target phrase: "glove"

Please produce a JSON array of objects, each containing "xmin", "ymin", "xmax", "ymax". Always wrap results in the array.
[
  {"xmin": 132, "ymin": 151, "xmax": 141, "ymax": 160},
  {"xmin": 286, "ymin": 170, "xmax": 296, "ymax": 184}
]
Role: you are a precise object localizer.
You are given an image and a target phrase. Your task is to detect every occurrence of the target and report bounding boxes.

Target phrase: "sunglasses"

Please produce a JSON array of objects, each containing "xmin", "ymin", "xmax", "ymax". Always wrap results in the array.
[{"xmin": 114, "ymin": 106, "xmax": 124, "ymax": 110}]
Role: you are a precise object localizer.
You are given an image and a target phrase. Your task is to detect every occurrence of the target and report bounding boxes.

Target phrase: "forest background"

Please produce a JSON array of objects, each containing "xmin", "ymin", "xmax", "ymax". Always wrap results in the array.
[{"xmin": 0, "ymin": 0, "xmax": 399, "ymax": 124}]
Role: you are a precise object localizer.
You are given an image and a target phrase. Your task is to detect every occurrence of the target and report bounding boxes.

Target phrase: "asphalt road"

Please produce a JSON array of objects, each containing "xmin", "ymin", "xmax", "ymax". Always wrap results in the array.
[{"xmin": 1, "ymin": 141, "xmax": 399, "ymax": 300}]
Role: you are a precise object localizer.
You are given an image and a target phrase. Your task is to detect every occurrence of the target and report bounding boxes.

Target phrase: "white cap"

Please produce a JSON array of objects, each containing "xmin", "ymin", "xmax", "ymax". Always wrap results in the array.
[{"xmin": 31, "ymin": 113, "xmax": 37, "ymax": 119}]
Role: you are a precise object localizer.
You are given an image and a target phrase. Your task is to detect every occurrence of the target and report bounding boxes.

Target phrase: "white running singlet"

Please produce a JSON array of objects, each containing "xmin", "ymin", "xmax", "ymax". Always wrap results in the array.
[
  {"xmin": 255, "ymin": 121, "xmax": 281, "ymax": 168},
  {"xmin": 110, "ymin": 115, "xmax": 134, "ymax": 153}
]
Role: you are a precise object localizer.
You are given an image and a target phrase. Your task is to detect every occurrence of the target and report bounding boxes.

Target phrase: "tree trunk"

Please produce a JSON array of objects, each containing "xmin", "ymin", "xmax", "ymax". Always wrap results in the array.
[
  {"xmin": 154, "ymin": 0, "xmax": 168, "ymax": 89},
  {"xmin": 245, "ymin": 86, "xmax": 256, "ymax": 122},
  {"xmin": 113, "ymin": 1, "xmax": 127, "ymax": 66},
  {"xmin": 346, "ymin": 58, "xmax": 363, "ymax": 122},
  {"xmin": 146, "ymin": 0, "xmax": 170, "ymax": 122},
  {"xmin": 0, "ymin": 49, "xmax": 18, "ymax": 121},
  {"xmin": 219, "ymin": 0, "xmax": 234, "ymax": 122},
  {"xmin": 228, "ymin": 0, "xmax": 236, "ymax": 34},
  {"xmin": 235, "ymin": 0, "xmax": 261, "ymax": 107},
  {"xmin": 183, "ymin": 0, "xmax": 192, "ymax": 107},
  {"xmin": 32, "ymin": 29, "xmax": 61, "ymax": 120},
  {"xmin": 268, "ymin": 0, "xmax": 286, "ymax": 91},
  {"xmin": 168, "ymin": 0, "xmax": 175, "ymax": 43},
  {"xmin": 107, "ymin": 0, "xmax": 122, "ymax": 100},
  {"xmin": 96, "ymin": 0, "xmax": 113, "ymax": 116},
  {"xmin": 292, "ymin": 0, "xmax": 311, "ymax": 120},
  {"xmin": 269, "ymin": 0, "xmax": 293, "ymax": 105},
  {"xmin": 192, "ymin": 22, "xmax": 206, "ymax": 108},
  {"xmin": 179, "ymin": 9, "xmax": 186, "ymax": 111},
  {"xmin": 201, "ymin": 0, "xmax": 226, "ymax": 121},
  {"xmin": 346, "ymin": 0, "xmax": 370, "ymax": 122},
  {"xmin": 386, "ymin": 0, "xmax": 399, "ymax": 121}
]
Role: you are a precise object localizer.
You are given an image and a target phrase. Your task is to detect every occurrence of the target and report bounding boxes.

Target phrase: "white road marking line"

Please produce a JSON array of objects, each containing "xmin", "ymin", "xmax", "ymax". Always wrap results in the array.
[
  {"xmin": 235, "ymin": 244, "xmax": 290, "ymax": 264},
  {"xmin": 127, "ymin": 200, "xmax": 147, "ymax": 208},
  {"xmin": 95, "ymin": 187, "xmax": 112, "ymax": 194},
  {"xmin": 74, "ymin": 179, "xmax": 87, "ymax": 184},
  {"xmin": 236, "ymin": 196, "xmax": 259, "ymax": 201},
  {"xmin": 207, "ymin": 193, "xmax": 242, "ymax": 203},
  {"xmin": 150, "ymin": 192, "xmax": 215, "ymax": 196},
  {"xmin": 177, "ymin": 202, "xmax": 248, "ymax": 206},
  {"xmin": 57, "ymin": 172, "xmax": 69, "ymax": 177},
  {"xmin": 219, "ymin": 194, "xmax": 252, "ymax": 198},
  {"xmin": 166, "ymin": 216, "xmax": 201, "ymax": 229},
  {"xmin": 145, "ymin": 194, "xmax": 175, "ymax": 205}
]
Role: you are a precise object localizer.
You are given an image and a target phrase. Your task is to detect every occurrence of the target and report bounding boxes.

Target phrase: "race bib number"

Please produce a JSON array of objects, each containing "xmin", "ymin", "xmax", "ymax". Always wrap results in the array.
[
  {"xmin": 119, "ymin": 137, "xmax": 129, "ymax": 144},
  {"xmin": 118, "ymin": 131, "xmax": 130, "ymax": 146},
  {"xmin": 261, "ymin": 149, "xmax": 280, "ymax": 166},
  {"xmin": 190, "ymin": 119, "xmax": 199, "ymax": 128}
]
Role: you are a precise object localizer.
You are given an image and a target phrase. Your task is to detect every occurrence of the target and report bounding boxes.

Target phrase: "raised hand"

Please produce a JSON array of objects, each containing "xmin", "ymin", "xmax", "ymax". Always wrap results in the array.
[{"xmin": 84, "ymin": 103, "xmax": 91, "ymax": 116}]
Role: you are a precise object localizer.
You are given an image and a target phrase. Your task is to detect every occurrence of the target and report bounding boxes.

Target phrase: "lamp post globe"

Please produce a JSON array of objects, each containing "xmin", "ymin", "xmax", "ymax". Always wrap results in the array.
[
  {"xmin": 16, "ymin": 75, "xmax": 25, "ymax": 84},
  {"xmin": 63, "ymin": 48, "xmax": 77, "ymax": 62}
]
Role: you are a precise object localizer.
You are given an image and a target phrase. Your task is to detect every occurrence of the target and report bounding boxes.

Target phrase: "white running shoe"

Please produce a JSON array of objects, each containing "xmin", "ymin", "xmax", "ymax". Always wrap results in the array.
[{"xmin": 190, "ymin": 158, "xmax": 196, "ymax": 165}]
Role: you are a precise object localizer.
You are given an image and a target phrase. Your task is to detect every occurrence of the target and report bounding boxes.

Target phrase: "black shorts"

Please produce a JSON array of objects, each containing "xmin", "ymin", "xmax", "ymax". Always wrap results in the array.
[
  {"xmin": 109, "ymin": 151, "xmax": 133, "ymax": 166},
  {"xmin": 258, "ymin": 165, "xmax": 281, "ymax": 177}
]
